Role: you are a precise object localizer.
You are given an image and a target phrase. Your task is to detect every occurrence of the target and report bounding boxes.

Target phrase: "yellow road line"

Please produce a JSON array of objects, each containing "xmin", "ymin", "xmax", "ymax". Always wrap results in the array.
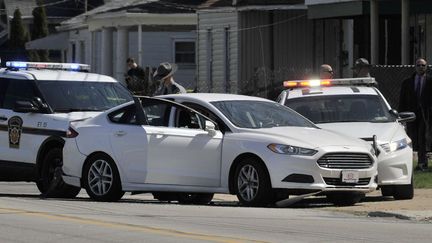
[{"xmin": 0, "ymin": 207, "xmax": 267, "ymax": 243}]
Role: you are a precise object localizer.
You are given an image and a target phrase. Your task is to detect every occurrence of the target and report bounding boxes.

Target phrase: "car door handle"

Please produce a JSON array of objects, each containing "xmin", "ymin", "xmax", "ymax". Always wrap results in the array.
[
  {"xmin": 114, "ymin": 131, "xmax": 127, "ymax": 136},
  {"xmin": 0, "ymin": 116, "xmax": 7, "ymax": 122}
]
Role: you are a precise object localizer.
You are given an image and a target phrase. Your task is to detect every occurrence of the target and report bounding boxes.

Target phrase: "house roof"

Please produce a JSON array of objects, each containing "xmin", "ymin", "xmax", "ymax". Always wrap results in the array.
[
  {"xmin": 59, "ymin": 0, "xmax": 145, "ymax": 28},
  {"xmin": 109, "ymin": 0, "xmax": 207, "ymax": 14},
  {"xmin": 4, "ymin": 0, "xmax": 37, "ymax": 19},
  {"xmin": 59, "ymin": 0, "xmax": 205, "ymax": 30}
]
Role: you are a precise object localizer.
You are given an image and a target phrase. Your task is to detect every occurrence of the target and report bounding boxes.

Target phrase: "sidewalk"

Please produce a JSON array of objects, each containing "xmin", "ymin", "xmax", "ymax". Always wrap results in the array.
[{"xmin": 212, "ymin": 189, "xmax": 432, "ymax": 222}]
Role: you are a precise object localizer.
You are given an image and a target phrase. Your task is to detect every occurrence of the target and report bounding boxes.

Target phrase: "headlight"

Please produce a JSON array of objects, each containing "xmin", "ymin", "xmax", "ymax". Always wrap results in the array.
[
  {"xmin": 267, "ymin": 144, "xmax": 317, "ymax": 156},
  {"xmin": 380, "ymin": 138, "xmax": 408, "ymax": 152}
]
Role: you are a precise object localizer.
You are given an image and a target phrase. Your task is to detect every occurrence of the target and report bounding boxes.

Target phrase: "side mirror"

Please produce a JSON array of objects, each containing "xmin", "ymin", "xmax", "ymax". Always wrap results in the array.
[
  {"xmin": 205, "ymin": 120, "xmax": 217, "ymax": 136},
  {"xmin": 389, "ymin": 109, "xmax": 399, "ymax": 118},
  {"xmin": 13, "ymin": 100, "xmax": 40, "ymax": 113},
  {"xmin": 398, "ymin": 112, "xmax": 416, "ymax": 123}
]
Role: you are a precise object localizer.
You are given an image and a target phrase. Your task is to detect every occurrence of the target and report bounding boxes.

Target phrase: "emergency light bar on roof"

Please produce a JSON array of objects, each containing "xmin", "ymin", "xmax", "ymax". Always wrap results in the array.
[
  {"xmin": 5, "ymin": 61, "xmax": 90, "ymax": 72},
  {"xmin": 283, "ymin": 77, "xmax": 377, "ymax": 88}
]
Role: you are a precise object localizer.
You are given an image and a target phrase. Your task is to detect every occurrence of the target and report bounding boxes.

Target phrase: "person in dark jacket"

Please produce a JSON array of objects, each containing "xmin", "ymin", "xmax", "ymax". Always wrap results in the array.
[
  {"xmin": 125, "ymin": 58, "xmax": 147, "ymax": 95},
  {"xmin": 152, "ymin": 62, "xmax": 186, "ymax": 95},
  {"xmin": 399, "ymin": 58, "xmax": 432, "ymax": 171}
]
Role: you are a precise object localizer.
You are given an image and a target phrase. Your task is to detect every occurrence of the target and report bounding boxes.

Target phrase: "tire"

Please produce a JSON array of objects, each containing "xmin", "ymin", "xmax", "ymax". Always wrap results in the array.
[
  {"xmin": 82, "ymin": 154, "xmax": 124, "ymax": 202},
  {"xmin": 36, "ymin": 148, "xmax": 81, "ymax": 198},
  {"xmin": 327, "ymin": 192, "xmax": 365, "ymax": 206},
  {"xmin": 177, "ymin": 193, "xmax": 214, "ymax": 205},
  {"xmin": 380, "ymin": 186, "xmax": 394, "ymax": 197},
  {"xmin": 393, "ymin": 176, "xmax": 414, "ymax": 200},
  {"xmin": 234, "ymin": 157, "xmax": 272, "ymax": 207}
]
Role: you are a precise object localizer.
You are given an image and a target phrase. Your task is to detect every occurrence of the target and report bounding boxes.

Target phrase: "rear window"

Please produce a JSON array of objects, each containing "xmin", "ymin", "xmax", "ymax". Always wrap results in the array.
[{"xmin": 285, "ymin": 95, "xmax": 396, "ymax": 123}]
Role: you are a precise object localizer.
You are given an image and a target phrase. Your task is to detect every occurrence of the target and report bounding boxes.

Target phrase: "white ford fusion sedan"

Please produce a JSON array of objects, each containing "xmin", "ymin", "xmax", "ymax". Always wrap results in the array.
[{"xmin": 62, "ymin": 94, "xmax": 377, "ymax": 206}]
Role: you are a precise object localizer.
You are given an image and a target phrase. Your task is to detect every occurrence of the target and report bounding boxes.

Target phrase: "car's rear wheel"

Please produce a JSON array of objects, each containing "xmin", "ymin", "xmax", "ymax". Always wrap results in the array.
[
  {"xmin": 177, "ymin": 193, "xmax": 214, "ymax": 205},
  {"xmin": 393, "ymin": 176, "xmax": 414, "ymax": 200},
  {"xmin": 326, "ymin": 192, "xmax": 365, "ymax": 206},
  {"xmin": 83, "ymin": 154, "xmax": 124, "ymax": 202},
  {"xmin": 37, "ymin": 148, "xmax": 81, "ymax": 198},
  {"xmin": 234, "ymin": 157, "xmax": 271, "ymax": 207}
]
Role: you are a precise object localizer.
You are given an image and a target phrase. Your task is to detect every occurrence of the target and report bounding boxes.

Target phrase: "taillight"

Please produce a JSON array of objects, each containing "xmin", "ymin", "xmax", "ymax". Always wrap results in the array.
[{"xmin": 66, "ymin": 126, "xmax": 79, "ymax": 138}]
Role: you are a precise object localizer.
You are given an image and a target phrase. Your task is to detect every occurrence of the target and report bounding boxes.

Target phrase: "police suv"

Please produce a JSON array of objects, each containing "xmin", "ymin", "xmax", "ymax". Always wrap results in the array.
[
  {"xmin": 277, "ymin": 78, "xmax": 416, "ymax": 199},
  {"xmin": 0, "ymin": 61, "xmax": 133, "ymax": 197}
]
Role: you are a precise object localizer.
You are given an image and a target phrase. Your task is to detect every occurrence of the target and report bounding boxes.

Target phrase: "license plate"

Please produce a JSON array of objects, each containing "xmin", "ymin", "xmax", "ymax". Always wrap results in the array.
[{"xmin": 341, "ymin": 171, "xmax": 359, "ymax": 183}]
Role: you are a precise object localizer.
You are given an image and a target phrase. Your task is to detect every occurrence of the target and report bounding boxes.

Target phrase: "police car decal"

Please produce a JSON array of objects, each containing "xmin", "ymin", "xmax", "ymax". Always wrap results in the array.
[{"xmin": 8, "ymin": 116, "xmax": 23, "ymax": 148}]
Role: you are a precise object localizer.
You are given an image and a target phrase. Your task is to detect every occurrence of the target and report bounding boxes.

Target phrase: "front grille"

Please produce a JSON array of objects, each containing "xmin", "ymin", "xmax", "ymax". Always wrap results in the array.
[
  {"xmin": 317, "ymin": 153, "xmax": 373, "ymax": 169},
  {"xmin": 324, "ymin": 177, "xmax": 371, "ymax": 186}
]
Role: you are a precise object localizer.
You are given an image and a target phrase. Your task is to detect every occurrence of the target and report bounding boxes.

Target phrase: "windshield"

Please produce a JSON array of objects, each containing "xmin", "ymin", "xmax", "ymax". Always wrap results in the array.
[
  {"xmin": 285, "ymin": 95, "xmax": 396, "ymax": 123},
  {"xmin": 37, "ymin": 81, "xmax": 133, "ymax": 112},
  {"xmin": 211, "ymin": 100, "xmax": 316, "ymax": 129}
]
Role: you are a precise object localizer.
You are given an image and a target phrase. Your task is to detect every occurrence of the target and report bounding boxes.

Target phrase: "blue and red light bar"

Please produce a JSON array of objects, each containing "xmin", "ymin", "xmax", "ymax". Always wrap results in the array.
[{"xmin": 6, "ymin": 61, "xmax": 90, "ymax": 72}]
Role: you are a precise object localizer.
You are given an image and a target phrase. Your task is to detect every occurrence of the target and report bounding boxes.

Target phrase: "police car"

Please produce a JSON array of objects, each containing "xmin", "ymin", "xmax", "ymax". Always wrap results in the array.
[
  {"xmin": 0, "ymin": 61, "xmax": 133, "ymax": 197},
  {"xmin": 277, "ymin": 78, "xmax": 415, "ymax": 199}
]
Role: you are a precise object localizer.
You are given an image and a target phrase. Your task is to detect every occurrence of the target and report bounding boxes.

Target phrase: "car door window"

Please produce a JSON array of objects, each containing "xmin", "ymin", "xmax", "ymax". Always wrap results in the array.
[
  {"xmin": 108, "ymin": 104, "xmax": 138, "ymax": 125},
  {"xmin": 141, "ymin": 99, "xmax": 172, "ymax": 127},
  {"xmin": 182, "ymin": 102, "xmax": 228, "ymax": 132},
  {"xmin": 2, "ymin": 79, "xmax": 38, "ymax": 110},
  {"xmin": 176, "ymin": 108, "xmax": 202, "ymax": 129}
]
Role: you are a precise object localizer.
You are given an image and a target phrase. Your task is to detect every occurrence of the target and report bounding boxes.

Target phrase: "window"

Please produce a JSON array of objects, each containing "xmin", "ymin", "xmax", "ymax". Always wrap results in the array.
[
  {"xmin": 108, "ymin": 105, "xmax": 138, "ymax": 125},
  {"xmin": 174, "ymin": 41, "xmax": 195, "ymax": 64},
  {"xmin": 141, "ymin": 99, "xmax": 171, "ymax": 127},
  {"xmin": 2, "ymin": 80, "xmax": 38, "ymax": 110}
]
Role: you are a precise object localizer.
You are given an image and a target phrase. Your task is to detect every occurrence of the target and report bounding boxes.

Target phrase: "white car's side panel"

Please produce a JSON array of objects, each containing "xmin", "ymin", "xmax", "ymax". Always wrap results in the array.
[{"xmin": 145, "ymin": 126, "xmax": 223, "ymax": 187}]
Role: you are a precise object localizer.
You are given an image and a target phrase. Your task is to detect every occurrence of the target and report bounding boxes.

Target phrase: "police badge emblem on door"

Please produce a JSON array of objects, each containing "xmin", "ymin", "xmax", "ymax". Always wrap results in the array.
[{"xmin": 8, "ymin": 116, "xmax": 23, "ymax": 148}]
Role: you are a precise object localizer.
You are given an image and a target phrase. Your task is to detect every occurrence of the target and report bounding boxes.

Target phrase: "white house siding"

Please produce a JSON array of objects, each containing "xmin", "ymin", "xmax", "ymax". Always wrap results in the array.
[
  {"xmin": 197, "ymin": 11, "xmax": 238, "ymax": 93},
  {"xmin": 67, "ymin": 28, "xmax": 92, "ymax": 66}
]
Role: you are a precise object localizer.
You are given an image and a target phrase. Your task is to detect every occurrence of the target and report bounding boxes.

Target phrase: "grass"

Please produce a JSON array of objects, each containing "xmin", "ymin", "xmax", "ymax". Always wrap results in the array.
[{"xmin": 413, "ymin": 160, "xmax": 432, "ymax": 188}]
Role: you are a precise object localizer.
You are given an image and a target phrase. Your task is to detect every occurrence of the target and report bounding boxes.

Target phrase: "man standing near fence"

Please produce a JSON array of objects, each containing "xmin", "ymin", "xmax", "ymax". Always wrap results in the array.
[
  {"xmin": 399, "ymin": 58, "xmax": 432, "ymax": 171},
  {"xmin": 125, "ymin": 57, "xmax": 148, "ymax": 95},
  {"xmin": 352, "ymin": 58, "xmax": 372, "ymax": 78},
  {"xmin": 153, "ymin": 62, "xmax": 186, "ymax": 95}
]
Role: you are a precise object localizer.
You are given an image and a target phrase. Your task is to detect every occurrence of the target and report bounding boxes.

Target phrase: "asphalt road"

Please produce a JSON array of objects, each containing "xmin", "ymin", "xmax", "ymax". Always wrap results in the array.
[{"xmin": 0, "ymin": 182, "xmax": 431, "ymax": 243}]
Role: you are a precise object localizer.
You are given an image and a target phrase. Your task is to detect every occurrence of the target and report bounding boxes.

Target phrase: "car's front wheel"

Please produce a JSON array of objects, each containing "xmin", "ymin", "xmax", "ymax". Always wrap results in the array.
[
  {"xmin": 37, "ymin": 147, "xmax": 81, "ymax": 198},
  {"xmin": 234, "ymin": 157, "xmax": 271, "ymax": 207},
  {"xmin": 82, "ymin": 154, "xmax": 124, "ymax": 202}
]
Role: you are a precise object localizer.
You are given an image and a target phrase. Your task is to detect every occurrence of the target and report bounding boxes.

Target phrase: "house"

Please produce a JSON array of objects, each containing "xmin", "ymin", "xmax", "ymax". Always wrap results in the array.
[
  {"xmin": 55, "ymin": 0, "xmax": 206, "ymax": 88},
  {"xmin": 197, "ymin": 0, "xmax": 341, "ymax": 97},
  {"xmin": 306, "ymin": 0, "xmax": 432, "ymax": 65}
]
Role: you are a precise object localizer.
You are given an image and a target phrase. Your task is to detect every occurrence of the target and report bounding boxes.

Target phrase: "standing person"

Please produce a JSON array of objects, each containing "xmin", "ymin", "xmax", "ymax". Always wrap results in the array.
[
  {"xmin": 399, "ymin": 58, "xmax": 432, "ymax": 171},
  {"xmin": 352, "ymin": 58, "xmax": 372, "ymax": 78},
  {"xmin": 319, "ymin": 64, "xmax": 334, "ymax": 79},
  {"xmin": 125, "ymin": 57, "xmax": 147, "ymax": 95},
  {"xmin": 152, "ymin": 62, "xmax": 186, "ymax": 95}
]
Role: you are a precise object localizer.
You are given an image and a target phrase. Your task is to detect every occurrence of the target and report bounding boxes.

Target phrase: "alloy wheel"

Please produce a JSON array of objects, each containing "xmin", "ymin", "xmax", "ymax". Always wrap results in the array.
[
  {"xmin": 88, "ymin": 159, "xmax": 113, "ymax": 196},
  {"xmin": 237, "ymin": 164, "xmax": 259, "ymax": 201}
]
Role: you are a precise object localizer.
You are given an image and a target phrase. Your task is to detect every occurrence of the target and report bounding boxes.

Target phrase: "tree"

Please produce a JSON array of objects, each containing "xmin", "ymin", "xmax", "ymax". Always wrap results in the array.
[
  {"xmin": 31, "ymin": 0, "xmax": 49, "ymax": 61},
  {"xmin": 9, "ymin": 9, "xmax": 28, "ymax": 49}
]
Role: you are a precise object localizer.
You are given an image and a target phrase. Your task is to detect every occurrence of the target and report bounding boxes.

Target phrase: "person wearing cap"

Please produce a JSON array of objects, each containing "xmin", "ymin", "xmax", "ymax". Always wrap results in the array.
[
  {"xmin": 319, "ymin": 64, "xmax": 334, "ymax": 79},
  {"xmin": 399, "ymin": 58, "xmax": 432, "ymax": 172},
  {"xmin": 125, "ymin": 57, "xmax": 147, "ymax": 95},
  {"xmin": 352, "ymin": 58, "xmax": 372, "ymax": 78},
  {"xmin": 152, "ymin": 62, "xmax": 186, "ymax": 95}
]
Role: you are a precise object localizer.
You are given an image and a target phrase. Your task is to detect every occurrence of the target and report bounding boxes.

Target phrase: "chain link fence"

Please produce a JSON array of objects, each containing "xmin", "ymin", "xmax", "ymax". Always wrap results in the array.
[{"xmin": 238, "ymin": 65, "xmax": 431, "ymax": 108}]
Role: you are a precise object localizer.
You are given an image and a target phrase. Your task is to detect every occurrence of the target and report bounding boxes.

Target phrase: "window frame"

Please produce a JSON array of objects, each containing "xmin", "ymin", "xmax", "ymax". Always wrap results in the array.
[{"xmin": 172, "ymin": 39, "xmax": 196, "ymax": 67}]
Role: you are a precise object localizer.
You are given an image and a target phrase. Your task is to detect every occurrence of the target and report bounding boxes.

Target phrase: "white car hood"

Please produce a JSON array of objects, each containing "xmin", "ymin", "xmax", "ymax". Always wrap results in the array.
[
  {"xmin": 317, "ymin": 122, "xmax": 400, "ymax": 142},
  {"xmin": 243, "ymin": 126, "xmax": 369, "ymax": 149}
]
